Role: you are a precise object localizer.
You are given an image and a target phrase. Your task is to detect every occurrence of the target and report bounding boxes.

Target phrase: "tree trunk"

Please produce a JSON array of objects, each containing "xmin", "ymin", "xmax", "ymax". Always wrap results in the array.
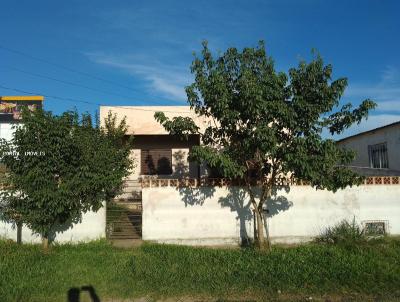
[
  {"xmin": 263, "ymin": 210, "xmax": 272, "ymax": 251},
  {"xmin": 254, "ymin": 207, "xmax": 270, "ymax": 250},
  {"xmin": 42, "ymin": 235, "xmax": 49, "ymax": 251},
  {"xmin": 16, "ymin": 221, "xmax": 22, "ymax": 244}
]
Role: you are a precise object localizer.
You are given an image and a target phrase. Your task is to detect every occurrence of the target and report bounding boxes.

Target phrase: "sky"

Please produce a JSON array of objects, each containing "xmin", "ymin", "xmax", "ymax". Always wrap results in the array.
[{"xmin": 0, "ymin": 0, "xmax": 399, "ymax": 139}]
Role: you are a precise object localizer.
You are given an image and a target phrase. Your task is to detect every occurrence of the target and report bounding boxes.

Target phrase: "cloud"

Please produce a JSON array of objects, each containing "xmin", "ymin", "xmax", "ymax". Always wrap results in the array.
[
  {"xmin": 87, "ymin": 53, "xmax": 190, "ymax": 102},
  {"xmin": 345, "ymin": 65, "xmax": 400, "ymax": 113},
  {"xmin": 327, "ymin": 66, "xmax": 400, "ymax": 139}
]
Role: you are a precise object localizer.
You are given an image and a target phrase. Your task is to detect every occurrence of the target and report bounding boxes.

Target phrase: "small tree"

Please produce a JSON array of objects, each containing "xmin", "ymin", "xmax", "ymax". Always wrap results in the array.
[
  {"xmin": 155, "ymin": 41, "xmax": 376, "ymax": 250},
  {"xmin": 0, "ymin": 109, "xmax": 133, "ymax": 249}
]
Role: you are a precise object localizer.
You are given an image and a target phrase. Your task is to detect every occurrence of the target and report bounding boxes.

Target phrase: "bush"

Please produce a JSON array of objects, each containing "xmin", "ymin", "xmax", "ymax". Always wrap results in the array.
[{"xmin": 316, "ymin": 217, "xmax": 365, "ymax": 244}]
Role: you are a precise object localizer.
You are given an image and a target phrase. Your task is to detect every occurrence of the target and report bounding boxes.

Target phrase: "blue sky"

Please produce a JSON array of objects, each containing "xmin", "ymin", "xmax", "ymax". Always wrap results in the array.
[{"xmin": 1, "ymin": 0, "xmax": 399, "ymax": 138}]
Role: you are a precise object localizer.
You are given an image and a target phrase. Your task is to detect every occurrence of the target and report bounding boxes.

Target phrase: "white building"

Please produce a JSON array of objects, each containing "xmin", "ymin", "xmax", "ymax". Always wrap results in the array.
[{"xmin": 337, "ymin": 121, "xmax": 400, "ymax": 175}]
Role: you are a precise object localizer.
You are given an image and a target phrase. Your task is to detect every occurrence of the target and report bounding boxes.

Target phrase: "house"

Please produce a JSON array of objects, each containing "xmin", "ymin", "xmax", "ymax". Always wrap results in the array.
[
  {"xmin": 98, "ymin": 106, "xmax": 400, "ymax": 245},
  {"xmin": 99, "ymin": 106, "xmax": 212, "ymax": 181},
  {"xmin": 337, "ymin": 121, "xmax": 400, "ymax": 176},
  {"xmin": 0, "ymin": 95, "xmax": 44, "ymax": 141}
]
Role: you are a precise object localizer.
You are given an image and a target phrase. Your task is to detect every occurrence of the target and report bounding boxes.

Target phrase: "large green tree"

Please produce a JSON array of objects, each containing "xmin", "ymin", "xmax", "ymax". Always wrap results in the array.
[
  {"xmin": 155, "ymin": 41, "xmax": 376, "ymax": 249},
  {"xmin": 0, "ymin": 109, "xmax": 133, "ymax": 248}
]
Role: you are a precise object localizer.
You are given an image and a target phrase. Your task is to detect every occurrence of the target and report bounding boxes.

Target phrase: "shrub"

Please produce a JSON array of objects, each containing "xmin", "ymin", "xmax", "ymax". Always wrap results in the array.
[{"xmin": 316, "ymin": 217, "xmax": 365, "ymax": 244}]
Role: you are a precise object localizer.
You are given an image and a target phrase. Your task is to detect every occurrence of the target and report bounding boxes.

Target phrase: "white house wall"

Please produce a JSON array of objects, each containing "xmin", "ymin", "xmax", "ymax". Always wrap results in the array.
[
  {"xmin": 142, "ymin": 184, "xmax": 400, "ymax": 245},
  {"xmin": 338, "ymin": 123, "xmax": 400, "ymax": 170}
]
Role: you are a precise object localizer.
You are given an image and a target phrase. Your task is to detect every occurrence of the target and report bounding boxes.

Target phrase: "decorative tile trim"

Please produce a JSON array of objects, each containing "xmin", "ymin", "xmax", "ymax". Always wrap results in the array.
[{"xmin": 140, "ymin": 176, "xmax": 400, "ymax": 188}]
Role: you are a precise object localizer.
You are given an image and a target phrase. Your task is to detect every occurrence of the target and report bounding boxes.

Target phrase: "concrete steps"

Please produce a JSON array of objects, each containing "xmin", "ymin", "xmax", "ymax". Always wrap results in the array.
[{"xmin": 107, "ymin": 180, "xmax": 143, "ymax": 240}]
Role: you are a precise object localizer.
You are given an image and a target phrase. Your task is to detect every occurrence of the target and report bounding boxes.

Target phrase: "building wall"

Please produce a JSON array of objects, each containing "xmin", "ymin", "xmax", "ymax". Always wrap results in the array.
[
  {"xmin": 142, "ymin": 184, "xmax": 400, "ymax": 245},
  {"xmin": 0, "ymin": 123, "xmax": 15, "ymax": 141},
  {"xmin": 99, "ymin": 106, "xmax": 211, "ymax": 135},
  {"xmin": 0, "ymin": 205, "xmax": 106, "ymax": 243},
  {"xmin": 99, "ymin": 106, "xmax": 211, "ymax": 180},
  {"xmin": 337, "ymin": 123, "xmax": 400, "ymax": 170},
  {"xmin": 129, "ymin": 135, "xmax": 200, "ymax": 180}
]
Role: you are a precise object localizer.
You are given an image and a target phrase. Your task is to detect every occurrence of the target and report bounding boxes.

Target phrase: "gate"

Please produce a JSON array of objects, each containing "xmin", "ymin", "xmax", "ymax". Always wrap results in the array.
[{"xmin": 106, "ymin": 180, "xmax": 142, "ymax": 240}]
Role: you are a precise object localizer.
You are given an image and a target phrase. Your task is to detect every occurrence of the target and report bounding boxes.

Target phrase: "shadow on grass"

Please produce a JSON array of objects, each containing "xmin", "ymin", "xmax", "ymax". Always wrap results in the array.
[{"xmin": 67, "ymin": 285, "xmax": 100, "ymax": 302}]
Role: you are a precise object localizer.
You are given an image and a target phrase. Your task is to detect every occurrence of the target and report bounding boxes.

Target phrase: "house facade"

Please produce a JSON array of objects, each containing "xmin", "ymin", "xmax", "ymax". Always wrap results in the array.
[
  {"xmin": 337, "ymin": 121, "xmax": 400, "ymax": 175},
  {"xmin": 99, "ymin": 106, "xmax": 212, "ymax": 181}
]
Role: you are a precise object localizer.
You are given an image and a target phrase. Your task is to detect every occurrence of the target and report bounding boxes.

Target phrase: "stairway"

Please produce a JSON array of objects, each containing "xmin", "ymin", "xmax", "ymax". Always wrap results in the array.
[{"xmin": 106, "ymin": 180, "xmax": 142, "ymax": 240}]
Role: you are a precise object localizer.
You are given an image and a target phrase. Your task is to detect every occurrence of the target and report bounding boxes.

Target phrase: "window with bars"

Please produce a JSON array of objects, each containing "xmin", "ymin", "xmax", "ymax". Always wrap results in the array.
[
  {"xmin": 141, "ymin": 149, "xmax": 172, "ymax": 175},
  {"xmin": 368, "ymin": 143, "xmax": 389, "ymax": 168}
]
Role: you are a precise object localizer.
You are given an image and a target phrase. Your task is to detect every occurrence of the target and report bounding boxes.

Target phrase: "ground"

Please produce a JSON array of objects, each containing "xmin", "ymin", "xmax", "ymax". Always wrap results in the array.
[{"xmin": 0, "ymin": 238, "xmax": 399, "ymax": 302}]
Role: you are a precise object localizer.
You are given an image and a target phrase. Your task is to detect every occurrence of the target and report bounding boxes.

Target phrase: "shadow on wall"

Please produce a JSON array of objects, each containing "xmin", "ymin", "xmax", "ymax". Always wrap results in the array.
[
  {"xmin": 0, "ymin": 213, "xmax": 79, "ymax": 244},
  {"xmin": 177, "ymin": 182, "xmax": 293, "ymax": 246},
  {"xmin": 48, "ymin": 217, "xmax": 81, "ymax": 244},
  {"xmin": 68, "ymin": 285, "xmax": 100, "ymax": 302}
]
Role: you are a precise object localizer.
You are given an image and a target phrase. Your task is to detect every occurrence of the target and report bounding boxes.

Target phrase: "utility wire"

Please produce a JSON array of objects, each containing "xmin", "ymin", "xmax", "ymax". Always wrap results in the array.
[
  {"xmin": 0, "ymin": 45, "xmax": 186, "ymax": 106},
  {"xmin": 0, "ymin": 84, "xmax": 192, "ymax": 114},
  {"xmin": 0, "ymin": 44, "xmax": 144, "ymax": 92},
  {"xmin": 1, "ymin": 65, "xmax": 141, "ymax": 100}
]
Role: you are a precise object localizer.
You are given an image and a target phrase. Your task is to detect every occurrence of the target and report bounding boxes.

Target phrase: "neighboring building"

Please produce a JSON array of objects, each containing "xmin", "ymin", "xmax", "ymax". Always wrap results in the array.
[
  {"xmin": 0, "ymin": 95, "xmax": 44, "ymax": 141},
  {"xmin": 100, "ymin": 106, "xmax": 212, "ymax": 181},
  {"xmin": 337, "ymin": 121, "xmax": 400, "ymax": 176}
]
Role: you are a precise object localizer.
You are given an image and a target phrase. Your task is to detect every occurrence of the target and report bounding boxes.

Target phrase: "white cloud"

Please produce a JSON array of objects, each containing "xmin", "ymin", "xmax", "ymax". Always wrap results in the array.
[
  {"xmin": 345, "ymin": 65, "xmax": 400, "ymax": 114},
  {"xmin": 86, "ymin": 53, "xmax": 190, "ymax": 102},
  {"xmin": 331, "ymin": 66, "xmax": 400, "ymax": 139}
]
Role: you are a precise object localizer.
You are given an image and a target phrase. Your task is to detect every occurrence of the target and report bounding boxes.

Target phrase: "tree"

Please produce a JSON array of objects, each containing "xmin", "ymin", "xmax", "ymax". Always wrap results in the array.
[
  {"xmin": 155, "ymin": 41, "xmax": 376, "ymax": 250},
  {"xmin": 0, "ymin": 109, "xmax": 133, "ymax": 249}
]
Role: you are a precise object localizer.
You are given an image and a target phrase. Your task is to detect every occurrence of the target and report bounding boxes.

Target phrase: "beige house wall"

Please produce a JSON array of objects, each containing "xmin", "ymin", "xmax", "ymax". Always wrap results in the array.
[
  {"xmin": 100, "ymin": 106, "xmax": 211, "ymax": 180},
  {"xmin": 99, "ymin": 106, "xmax": 210, "ymax": 135},
  {"xmin": 337, "ymin": 123, "xmax": 400, "ymax": 170},
  {"xmin": 130, "ymin": 135, "xmax": 200, "ymax": 179}
]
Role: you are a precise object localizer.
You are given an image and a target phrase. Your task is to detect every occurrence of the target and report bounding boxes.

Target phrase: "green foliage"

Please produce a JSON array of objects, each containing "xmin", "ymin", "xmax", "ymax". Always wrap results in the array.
[
  {"xmin": 155, "ymin": 41, "xmax": 376, "ymax": 189},
  {"xmin": 315, "ymin": 218, "xmax": 366, "ymax": 245},
  {"xmin": 0, "ymin": 109, "xmax": 133, "ymax": 240},
  {"xmin": 155, "ymin": 41, "xmax": 376, "ymax": 248},
  {"xmin": 0, "ymin": 239, "xmax": 400, "ymax": 301}
]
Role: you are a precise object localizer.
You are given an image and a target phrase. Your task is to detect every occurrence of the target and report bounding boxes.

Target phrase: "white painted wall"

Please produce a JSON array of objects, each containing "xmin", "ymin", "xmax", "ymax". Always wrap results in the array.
[
  {"xmin": 142, "ymin": 185, "xmax": 400, "ymax": 245},
  {"xmin": 0, "ymin": 123, "xmax": 16, "ymax": 142},
  {"xmin": 0, "ymin": 205, "xmax": 106, "ymax": 243}
]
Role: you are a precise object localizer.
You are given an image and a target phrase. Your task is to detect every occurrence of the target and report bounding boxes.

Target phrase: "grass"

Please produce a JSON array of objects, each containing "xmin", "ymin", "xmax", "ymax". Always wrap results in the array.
[{"xmin": 0, "ymin": 238, "xmax": 400, "ymax": 302}]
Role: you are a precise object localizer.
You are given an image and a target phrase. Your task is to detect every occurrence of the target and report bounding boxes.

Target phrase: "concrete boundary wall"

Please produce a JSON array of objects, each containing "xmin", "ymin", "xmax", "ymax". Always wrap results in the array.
[
  {"xmin": 0, "ymin": 206, "xmax": 106, "ymax": 243},
  {"xmin": 142, "ymin": 184, "xmax": 400, "ymax": 245}
]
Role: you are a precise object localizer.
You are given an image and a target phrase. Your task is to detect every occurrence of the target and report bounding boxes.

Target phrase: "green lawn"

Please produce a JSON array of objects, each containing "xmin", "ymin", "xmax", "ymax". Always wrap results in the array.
[{"xmin": 0, "ymin": 238, "xmax": 399, "ymax": 302}]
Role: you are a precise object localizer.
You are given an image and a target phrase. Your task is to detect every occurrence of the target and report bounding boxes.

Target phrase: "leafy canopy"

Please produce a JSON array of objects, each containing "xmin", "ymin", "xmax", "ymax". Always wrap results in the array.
[
  {"xmin": 0, "ymin": 109, "xmax": 133, "ymax": 238},
  {"xmin": 156, "ymin": 41, "xmax": 376, "ymax": 191}
]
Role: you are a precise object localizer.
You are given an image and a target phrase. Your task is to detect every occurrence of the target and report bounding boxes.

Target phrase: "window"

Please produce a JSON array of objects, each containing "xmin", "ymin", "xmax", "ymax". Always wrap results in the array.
[
  {"xmin": 141, "ymin": 149, "xmax": 172, "ymax": 175},
  {"xmin": 362, "ymin": 220, "xmax": 388, "ymax": 235},
  {"xmin": 368, "ymin": 143, "xmax": 388, "ymax": 168}
]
